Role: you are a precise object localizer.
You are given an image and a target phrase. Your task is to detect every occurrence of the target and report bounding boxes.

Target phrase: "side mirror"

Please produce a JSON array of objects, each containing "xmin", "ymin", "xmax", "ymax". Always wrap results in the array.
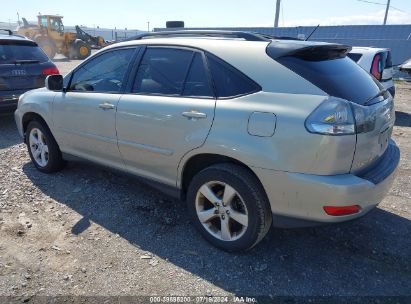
[{"xmin": 45, "ymin": 75, "xmax": 63, "ymax": 91}]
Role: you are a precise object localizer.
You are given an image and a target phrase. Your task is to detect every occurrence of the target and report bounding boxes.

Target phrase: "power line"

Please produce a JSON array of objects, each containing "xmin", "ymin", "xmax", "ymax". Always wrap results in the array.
[{"xmin": 356, "ymin": 0, "xmax": 407, "ymax": 13}]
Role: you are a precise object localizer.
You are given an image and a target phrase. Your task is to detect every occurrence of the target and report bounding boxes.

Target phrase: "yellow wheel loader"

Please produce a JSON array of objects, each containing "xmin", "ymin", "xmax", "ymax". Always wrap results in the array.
[{"xmin": 17, "ymin": 15, "xmax": 106, "ymax": 60}]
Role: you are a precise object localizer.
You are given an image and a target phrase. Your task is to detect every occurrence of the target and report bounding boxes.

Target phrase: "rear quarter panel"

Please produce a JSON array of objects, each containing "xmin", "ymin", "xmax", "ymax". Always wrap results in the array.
[{"xmin": 177, "ymin": 91, "xmax": 357, "ymax": 187}]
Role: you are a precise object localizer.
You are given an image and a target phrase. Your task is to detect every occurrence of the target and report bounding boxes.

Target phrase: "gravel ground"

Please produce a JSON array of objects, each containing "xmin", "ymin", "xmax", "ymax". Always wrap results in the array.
[{"xmin": 0, "ymin": 68, "xmax": 410, "ymax": 302}]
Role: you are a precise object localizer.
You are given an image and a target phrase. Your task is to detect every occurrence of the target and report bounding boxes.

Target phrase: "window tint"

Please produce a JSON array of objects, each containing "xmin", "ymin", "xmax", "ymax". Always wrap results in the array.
[
  {"xmin": 0, "ymin": 42, "xmax": 49, "ymax": 64},
  {"xmin": 69, "ymin": 48, "xmax": 134, "ymax": 93},
  {"xmin": 206, "ymin": 54, "xmax": 260, "ymax": 98},
  {"xmin": 347, "ymin": 53, "xmax": 362, "ymax": 63},
  {"xmin": 277, "ymin": 56, "xmax": 382, "ymax": 105},
  {"xmin": 133, "ymin": 48, "xmax": 193, "ymax": 95},
  {"xmin": 382, "ymin": 51, "xmax": 392, "ymax": 68},
  {"xmin": 182, "ymin": 53, "xmax": 213, "ymax": 98}
]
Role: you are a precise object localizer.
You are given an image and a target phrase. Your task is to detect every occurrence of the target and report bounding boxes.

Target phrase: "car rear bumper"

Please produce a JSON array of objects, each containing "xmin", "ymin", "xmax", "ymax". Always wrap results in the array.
[
  {"xmin": 381, "ymin": 81, "xmax": 395, "ymax": 98},
  {"xmin": 0, "ymin": 89, "xmax": 29, "ymax": 113},
  {"xmin": 253, "ymin": 140, "xmax": 400, "ymax": 228},
  {"xmin": 0, "ymin": 98, "xmax": 18, "ymax": 113}
]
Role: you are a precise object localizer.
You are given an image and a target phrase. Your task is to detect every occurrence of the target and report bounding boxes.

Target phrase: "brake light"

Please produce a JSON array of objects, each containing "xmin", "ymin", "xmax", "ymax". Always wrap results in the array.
[
  {"xmin": 323, "ymin": 205, "xmax": 361, "ymax": 216},
  {"xmin": 371, "ymin": 54, "xmax": 383, "ymax": 81},
  {"xmin": 305, "ymin": 97, "xmax": 355, "ymax": 135},
  {"xmin": 42, "ymin": 67, "xmax": 60, "ymax": 76}
]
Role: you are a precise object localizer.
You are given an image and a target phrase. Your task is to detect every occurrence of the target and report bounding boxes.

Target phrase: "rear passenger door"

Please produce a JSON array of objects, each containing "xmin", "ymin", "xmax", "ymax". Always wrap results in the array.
[{"xmin": 116, "ymin": 47, "xmax": 216, "ymax": 186}]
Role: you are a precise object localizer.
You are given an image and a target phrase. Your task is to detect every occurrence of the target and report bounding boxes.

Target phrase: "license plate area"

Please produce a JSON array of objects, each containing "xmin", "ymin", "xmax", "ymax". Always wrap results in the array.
[{"xmin": 379, "ymin": 127, "xmax": 392, "ymax": 153}]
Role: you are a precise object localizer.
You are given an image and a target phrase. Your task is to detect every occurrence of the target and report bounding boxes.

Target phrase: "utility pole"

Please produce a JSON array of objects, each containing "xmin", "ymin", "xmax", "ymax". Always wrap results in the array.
[
  {"xmin": 274, "ymin": 0, "xmax": 281, "ymax": 28},
  {"xmin": 147, "ymin": 21, "xmax": 150, "ymax": 32},
  {"xmin": 383, "ymin": 0, "xmax": 390, "ymax": 25}
]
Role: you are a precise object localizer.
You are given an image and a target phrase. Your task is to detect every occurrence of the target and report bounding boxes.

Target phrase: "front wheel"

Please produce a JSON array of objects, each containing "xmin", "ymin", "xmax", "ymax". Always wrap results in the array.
[
  {"xmin": 26, "ymin": 120, "xmax": 65, "ymax": 173},
  {"xmin": 75, "ymin": 40, "xmax": 91, "ymax": 60},
  {"xmin": 187, "ymin": 163, "xmax": 272, "ymax": 252}
]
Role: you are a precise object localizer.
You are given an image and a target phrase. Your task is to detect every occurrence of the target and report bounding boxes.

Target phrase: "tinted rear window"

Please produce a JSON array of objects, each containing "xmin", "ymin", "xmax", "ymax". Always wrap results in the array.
[
  {"xmin": 206, "ymin": 54, "xmax": 260, "ymax": 98},
  {"xmin": 347, "ymin": 53, "xmax": 362, "ymax": 63},
  {"xmin": 0, "ymin": 41, "xmax": 49, "ymax": 64},
  {"xmin": 133, "ymin": 47, "xmax": 193, "ymax": 96},
  {"xmin": 382, "ymin": 51, "xmax": 392, "ymax": 68},
  {"xmin": 277, "ymin": 56, "xmax": 382, "ymax": 105}
]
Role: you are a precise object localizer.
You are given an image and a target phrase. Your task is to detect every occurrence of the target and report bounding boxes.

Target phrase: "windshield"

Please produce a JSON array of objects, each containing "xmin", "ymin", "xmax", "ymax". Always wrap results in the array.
[
  {"xmin": 0, "ymin": 41, "xmax": 49, "ymax": 64},
  {"xmin": 50, "ymin": 17, "xmax": 64, "ymax": 33}
]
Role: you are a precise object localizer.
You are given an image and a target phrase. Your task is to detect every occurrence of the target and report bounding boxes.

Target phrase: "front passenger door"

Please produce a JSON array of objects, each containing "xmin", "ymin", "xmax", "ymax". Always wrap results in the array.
[{"xmin": 53, "ymin": 48, "xmax": 136, "ymax": 169}]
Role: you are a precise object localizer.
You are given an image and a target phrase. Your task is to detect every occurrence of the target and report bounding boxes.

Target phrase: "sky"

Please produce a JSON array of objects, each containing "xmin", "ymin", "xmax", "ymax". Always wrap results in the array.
[{"xmin": 1, "ymin": 0, "xmax": 410, "ymax": 30}]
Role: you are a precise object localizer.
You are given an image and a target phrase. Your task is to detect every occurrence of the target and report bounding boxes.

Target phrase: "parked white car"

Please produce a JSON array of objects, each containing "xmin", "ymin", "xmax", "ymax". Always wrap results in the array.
[
  {"xmin": 399, "ymin": 58, "xmax": 411, "ymax": 76},
  {"xmin": 348, "ymin": 47, "xmax": 395, "ymax": 97}
]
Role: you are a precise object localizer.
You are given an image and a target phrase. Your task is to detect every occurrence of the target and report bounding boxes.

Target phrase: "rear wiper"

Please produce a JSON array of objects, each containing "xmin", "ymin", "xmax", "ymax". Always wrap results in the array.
[
  {"xmin": 13, "ymin": 60, "xmax": 40, "ymax": 64},
  {"xmin": 364, "ymin": 89, "xmax": 387, "ymax": 105}
]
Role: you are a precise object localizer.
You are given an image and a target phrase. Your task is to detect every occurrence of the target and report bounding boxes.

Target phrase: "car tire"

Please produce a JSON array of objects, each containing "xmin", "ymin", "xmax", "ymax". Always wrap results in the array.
[
  {"xmin": 75, "ymin": 40, "xmax": 91, "ymax": 60},
  {"xmin": 187, "ymin": 163, "xmax": 272, "ymax": 252},
  {"xmin": 26, "ymin": 120, "xmax": 65, "ymax": 173}
]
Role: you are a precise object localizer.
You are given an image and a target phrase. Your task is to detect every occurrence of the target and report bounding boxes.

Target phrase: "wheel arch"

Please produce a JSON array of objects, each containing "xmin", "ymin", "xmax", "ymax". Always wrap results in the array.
[
  {"xmin": 22, "ymin": 112, "xmax": 49, "ymax": 140},
  {"xmin": 179, "ymin": 153, "xmax": 267, "ymax": 200}
]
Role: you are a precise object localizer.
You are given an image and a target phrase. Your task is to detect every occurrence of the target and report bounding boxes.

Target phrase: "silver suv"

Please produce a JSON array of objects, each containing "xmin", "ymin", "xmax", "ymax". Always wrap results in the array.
[{"xmin": 15, "ymin": 31, "xmax": 400, "ymax": 251}]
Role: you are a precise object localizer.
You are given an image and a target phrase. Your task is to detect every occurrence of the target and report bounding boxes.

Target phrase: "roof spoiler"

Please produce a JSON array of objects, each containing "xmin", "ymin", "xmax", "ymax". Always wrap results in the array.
[{"xmin": 267, "ymin": 42, "xmax": 352, "ymax": 61}]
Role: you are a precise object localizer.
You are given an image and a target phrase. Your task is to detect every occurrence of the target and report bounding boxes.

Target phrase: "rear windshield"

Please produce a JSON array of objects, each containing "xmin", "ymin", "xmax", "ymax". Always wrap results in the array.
[
  {"xmin": 277, "ymin": 56, "xmax": 382, "ymax": 105},
  {"xmin": 347, "ymin": 53, "xmax": 362, "ymax": 63},
  {"xmin": 0, "ymin": 41, "xmax": 49, "ymax": 64},
  {"xmin": 382, "ymin": 51, "xmax": 392, "ymax": 68}
]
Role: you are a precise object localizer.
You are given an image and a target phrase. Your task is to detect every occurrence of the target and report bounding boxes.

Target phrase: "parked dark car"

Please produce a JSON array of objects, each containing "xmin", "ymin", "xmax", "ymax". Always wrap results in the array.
[{"xmin": 0, "ymin": 29, "xmax": 59, "ymax": 113}]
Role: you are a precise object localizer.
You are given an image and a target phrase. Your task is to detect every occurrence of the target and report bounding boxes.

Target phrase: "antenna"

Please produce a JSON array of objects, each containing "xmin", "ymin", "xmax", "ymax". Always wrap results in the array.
[{"xmin": 305, "ymin": 24, "xmax": 320, "ymax": 41}]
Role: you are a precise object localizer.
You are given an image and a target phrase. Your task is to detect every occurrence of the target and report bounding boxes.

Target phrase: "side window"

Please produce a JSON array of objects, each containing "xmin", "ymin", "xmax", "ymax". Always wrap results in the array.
[
  {"xmin": 206, "ymin": 54, "xmax": 260, "ymax": 98},
  {"xmin": 69, "ymin": 48, "xmax": 134, "ymax": 93},
  {"xmin": 182, "ymin": 53, "xmax": 213, "ymax": 98},
  {"xmin": 133, "ymin": 48, "xmax": 193, "ymax": 96},
  {"xmin": 40, "ymin": 17, "xmax": 48, "ymax": 29}
]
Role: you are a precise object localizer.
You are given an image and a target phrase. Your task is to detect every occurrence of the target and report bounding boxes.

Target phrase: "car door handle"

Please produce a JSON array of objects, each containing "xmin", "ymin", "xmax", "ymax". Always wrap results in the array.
[
  {"xmin": 182, "ymin": 111, "xmax": 207, "ymax": 119},
  {"xmin": 99, "ymin": 102, "xmax": 115, "ymax": 110}
]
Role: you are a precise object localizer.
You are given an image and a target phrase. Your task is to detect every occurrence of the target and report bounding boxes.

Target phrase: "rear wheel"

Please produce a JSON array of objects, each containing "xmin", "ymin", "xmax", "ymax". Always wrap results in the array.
[
  {"xmin": 187, "ymin": 163, "xmax": 272, "ymax": 252},
  {"xmin": 26, "ymin": 120, "xmax": 65, "ymax": 173}
]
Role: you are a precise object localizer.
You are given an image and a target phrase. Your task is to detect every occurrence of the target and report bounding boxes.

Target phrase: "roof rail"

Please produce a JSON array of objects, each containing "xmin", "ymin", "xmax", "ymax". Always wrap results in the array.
[
  {"xmin": 126, "ymin": 30, "xmax": 270, "ymax": 42},
  {"xmin": 0, "ymin": 29, "xmax": 13, "ymax": 35}
]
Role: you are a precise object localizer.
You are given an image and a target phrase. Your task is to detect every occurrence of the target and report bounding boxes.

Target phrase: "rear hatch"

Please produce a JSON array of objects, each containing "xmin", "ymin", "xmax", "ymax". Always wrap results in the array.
[
  {"xmin": 0, "ymin": 39, "xmax": 54, "ymax": 92},
  {"xmin": 268, "ymin": 42, "xmax": 395, "ymax": 173}
]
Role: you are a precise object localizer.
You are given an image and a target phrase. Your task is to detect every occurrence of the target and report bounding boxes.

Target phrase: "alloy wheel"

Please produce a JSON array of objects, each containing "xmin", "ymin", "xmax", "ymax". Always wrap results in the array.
[
  {"xmin": 195, "ymin": 181, "xmax": 249, "ymax": 241},
  {"xmin": 29, "ymin": 128, "xmax": 49, "ymax": 167}
]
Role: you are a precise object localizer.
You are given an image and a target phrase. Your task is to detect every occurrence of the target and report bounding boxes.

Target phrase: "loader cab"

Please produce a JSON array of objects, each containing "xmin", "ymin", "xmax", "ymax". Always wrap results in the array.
[{"xmin": 38, "ymin": 15, "xmax": 64, "ymax": 36}]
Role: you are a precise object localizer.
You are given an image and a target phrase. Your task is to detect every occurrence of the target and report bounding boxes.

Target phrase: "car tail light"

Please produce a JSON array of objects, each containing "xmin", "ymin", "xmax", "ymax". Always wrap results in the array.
[
  {"xmin": 323, "ymin": 205, "xmax": 361, "ymax": 216},
  {"xmin": 305, "ymin": 97, "xmax": 355, "ymax": 135},
  {"xmin": 371, "ymin": 54, "xmax": 383, "ymax": 81},
  {"xmin": 42, "ymin": 67, "xmax": 60, "ymax": 76},
  {"xmin": 306, "ymin": 97, "xmax": 376, "ymax": 135}
]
